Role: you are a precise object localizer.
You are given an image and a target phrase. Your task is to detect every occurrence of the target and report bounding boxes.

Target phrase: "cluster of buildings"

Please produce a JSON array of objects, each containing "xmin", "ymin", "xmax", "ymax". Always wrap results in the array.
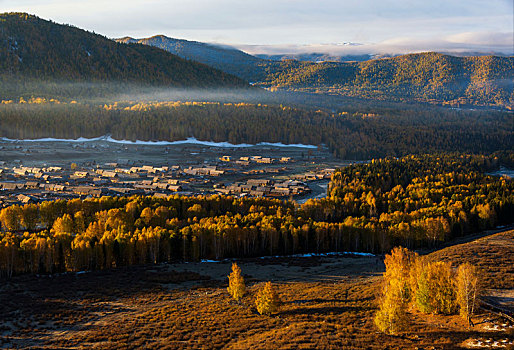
[
  {"xmin": 220, "ymin": 155, "xmax": 291, "ymax": 165},
  {"xmin": 0, "ymin": 163, "xmax": 189, "ymax": 207},
  {"xmin": 0, "ymin": 134, "xmax": 349, "ymax": 208},
  {"xmin": 0, "ymin": 150, "xmax": 338, "ymax": 207},
  {"xmin": 217, "ymin": 179, "xmax": 310, "ymax": 198},
  {"xmin": 293, "ymin": 169, "xmax": 335, "ymax": 181}
]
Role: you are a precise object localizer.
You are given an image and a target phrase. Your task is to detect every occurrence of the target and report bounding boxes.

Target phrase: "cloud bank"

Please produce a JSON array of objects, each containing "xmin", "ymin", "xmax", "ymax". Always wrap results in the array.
[
  {"xmin": 2, "ymin": 0, "xmax": 513, "ymax": 54},
  {"xmin": 238, "ymin": 31, "xmax": 514, "ymax": 56}
]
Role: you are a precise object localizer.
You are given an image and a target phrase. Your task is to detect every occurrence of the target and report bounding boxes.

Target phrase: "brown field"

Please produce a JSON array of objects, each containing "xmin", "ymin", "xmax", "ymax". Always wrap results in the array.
[{"xmin": 1, "ymin": 230, "xmax": 513, "ymax": 349}]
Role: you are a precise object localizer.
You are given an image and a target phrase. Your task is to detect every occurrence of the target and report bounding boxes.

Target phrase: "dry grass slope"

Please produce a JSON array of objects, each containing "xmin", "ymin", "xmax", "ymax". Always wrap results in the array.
[
  {"xmin": 0, "ymin": 230, "xmax": 512, "ymax": 349},
  {"xmin": 428, "ymin": 230, "xmax": 514, "ymax": 290}
]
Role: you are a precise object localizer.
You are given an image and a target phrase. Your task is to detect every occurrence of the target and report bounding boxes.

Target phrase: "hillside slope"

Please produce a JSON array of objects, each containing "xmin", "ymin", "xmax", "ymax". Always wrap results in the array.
[
  {"xmin": 117, "ymin": 33, "xmax": 513, "ymax": 107},
  {"xmin": 116, "ymin": 35, "xmax": 268, "ymax": 82},
  {"xmin": 0, "ymin": 13, "xmax": 247, "ymax": 88},
  {"xmin": 260, "ymin": 53, "xmax": 514, "ymax": 107}
]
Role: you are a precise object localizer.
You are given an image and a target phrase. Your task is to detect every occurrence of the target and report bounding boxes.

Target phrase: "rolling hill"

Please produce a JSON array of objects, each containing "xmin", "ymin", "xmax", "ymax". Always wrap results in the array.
[
  {"xmin": 1, "ymin": 13, "xmax": 511, "ymax": 107},
  {"xmin": 119, "ymin": 34, "xmax": 513, "ymax": 107},
  {"xmin": 0, "ymin": 13, "xmax": 247, "ymax": 89},
  {"xmin": 116, "ymin": 35, "xmax": 267, "ymax": 82},
  {"xmin": 259, "ymin": 53, "xmax": 514, "ymax": 107}
]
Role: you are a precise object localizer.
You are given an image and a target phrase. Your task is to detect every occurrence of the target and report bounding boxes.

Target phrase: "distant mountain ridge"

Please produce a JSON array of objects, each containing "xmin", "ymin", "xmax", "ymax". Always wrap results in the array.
[
  {"xmin": 116, "ymin": 35, "xmax": 267, "ymax": 82},
  {"xmin": 0, "ymin": 13, "xmax": 246, "ymax": 89},
  {"xmin": 0, "ymin": 13, "xmax": 511, "ymax": 107},
  {"xmin": 258, "ymin": 52, "xmax": 513, "ymax": 107},
  {"xmin": 119, "ymin": 34, "xmax": 513, "ymax": 107},
  {"xmin": 256, "ymin": 51, "xmax": 510, "ymax": 63},
  {"xmin": 256, "ymin": 53, "xmax": 375, "ymax": 62}
]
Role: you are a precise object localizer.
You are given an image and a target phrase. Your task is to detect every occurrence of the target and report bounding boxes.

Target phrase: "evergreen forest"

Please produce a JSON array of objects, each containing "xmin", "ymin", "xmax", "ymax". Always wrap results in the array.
[{"xmin": 1, "ymin": 100, "xmax": 512, "ymax": 160}]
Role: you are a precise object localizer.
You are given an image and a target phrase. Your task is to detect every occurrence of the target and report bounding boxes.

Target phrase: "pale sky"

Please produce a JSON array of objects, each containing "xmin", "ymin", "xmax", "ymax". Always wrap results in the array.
[{"xmin": 1, "ymin": 0, "xmax": 513, "ymax": 55}]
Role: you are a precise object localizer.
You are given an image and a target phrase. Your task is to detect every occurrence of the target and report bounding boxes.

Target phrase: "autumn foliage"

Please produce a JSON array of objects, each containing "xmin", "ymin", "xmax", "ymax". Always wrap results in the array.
[
  {"xmin": 255, "ymin": 282, "xmax": 281, "ymax": 316},
  {"xmin": 227, "ymin": 262, "xmax": 246, "ymax": 302},
  {"xmin": 0, "ymin": 154, "xmax": 512, "ymax": 279},
  {"xmin": 456, "ymin": 263, "xmax": 480, "ymax": 324},
  {"xmin": 374, "ymin": 247, "xmax": 415, "ymax": 334},
  {"xmin": 375, "ymin": 247, "xmax": 480, "ymax": 334}
]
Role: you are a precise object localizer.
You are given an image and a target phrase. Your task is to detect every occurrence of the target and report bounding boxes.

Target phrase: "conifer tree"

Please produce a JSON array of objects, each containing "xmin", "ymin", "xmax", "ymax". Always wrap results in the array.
[
  {"xmin": 227, "ymin": 262, "xmax": 246, "ymax": 302},
  {"xmin": 255, "ymin": 281, "xmax": 280, "ymax": 316}
]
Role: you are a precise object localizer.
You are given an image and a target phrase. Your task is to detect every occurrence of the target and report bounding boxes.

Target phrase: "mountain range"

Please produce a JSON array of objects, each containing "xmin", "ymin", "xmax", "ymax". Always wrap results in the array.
[
  {"xmin": 116, "ymin": 35, "xmax": 266, "ymax": 82},
  {"xmin": 257, "ymin": 53, "xmax": 513, "ymax": 107},
  {"xmin": 0, "ymin": 13, "xmax": 246, "ymax": 89},
  {"xmin": 117, "ymin": 35, "xmax": 513, "ymax": 107},
  {"xmin": 0, "ymin": 13, "xmax": 512, "ymax": 108}
]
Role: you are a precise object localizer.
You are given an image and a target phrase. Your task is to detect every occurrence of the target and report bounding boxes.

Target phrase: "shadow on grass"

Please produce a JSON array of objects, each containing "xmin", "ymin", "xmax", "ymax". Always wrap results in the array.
[
  {"xmin": 287, "ymin": 296, "xmax": 374, "ymax": 304},
  {"xmin": 280, "ymin": 305, "xmax": 371, "ymax": 316}
]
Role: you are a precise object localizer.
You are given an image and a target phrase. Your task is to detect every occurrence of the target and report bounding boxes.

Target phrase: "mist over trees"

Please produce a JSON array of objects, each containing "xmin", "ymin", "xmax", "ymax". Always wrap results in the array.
[
  {"xmin": 0, "ymin": 101, "xmax": 512, "ymax": 160},
  {"xmin": 1, "ymin": 13, "xmax": 512, "ymax": 109},
  {"xmin": 117, "ymin": 34, "xmax": 514, "ymax": 108}
]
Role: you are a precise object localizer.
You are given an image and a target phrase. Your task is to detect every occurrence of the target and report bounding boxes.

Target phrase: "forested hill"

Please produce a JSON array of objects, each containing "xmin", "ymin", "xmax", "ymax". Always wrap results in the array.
[
  {"xmin": 116, "ymin": 35, "xmax": 267, "ymax": 82},
  {"xmin": 114, "ymin": 32, "xmax": 514, "ymax": 107},
  {"xmin": 0, "ymin": 13, "xmax": 247, "ymax": 88},
  {"xmin": 259, "ymin": 53, "xmax": 513, "ymax": 107}
]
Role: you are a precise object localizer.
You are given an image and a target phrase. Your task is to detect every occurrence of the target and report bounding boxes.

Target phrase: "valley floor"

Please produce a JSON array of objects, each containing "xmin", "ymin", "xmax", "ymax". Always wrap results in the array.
[{"xmin": 0, "ymin": 230, "xmax": 512, "ymax": 349}]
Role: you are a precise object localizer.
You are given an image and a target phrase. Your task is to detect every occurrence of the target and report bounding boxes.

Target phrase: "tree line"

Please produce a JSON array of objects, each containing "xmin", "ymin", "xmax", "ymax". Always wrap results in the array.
[{"xmin": 0, "ymin": 101, "xmax": 512, "ymax": 160}]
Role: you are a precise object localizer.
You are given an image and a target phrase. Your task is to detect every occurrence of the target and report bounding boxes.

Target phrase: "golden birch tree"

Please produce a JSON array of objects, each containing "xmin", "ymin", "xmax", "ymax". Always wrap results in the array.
[
  {"xmin": 227, "ymin": 262, "xmax": 246, "ymax": 302},
  {"xmin": 456, "ymin": 263, "xmax": 479, "ymax": 326},
  {"xmin": 255, "ymin": 281, "xmax": 280, "ymax": 316}
]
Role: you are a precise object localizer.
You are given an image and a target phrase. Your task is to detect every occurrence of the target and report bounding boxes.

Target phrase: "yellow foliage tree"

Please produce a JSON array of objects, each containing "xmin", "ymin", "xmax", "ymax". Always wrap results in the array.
[
  {"xmin": 0, "ymin": 205, "xmax": 23, "ymax": 231},
  {"xmin": 20, "ymin": 204, "xmax": 39, "ymax": 231},
  {"xmin": 408, "ymin": 255, "xmax": 426, "ymax": 304},
  {"xmin": 429, "ymin": 261, "xmax": 457, "ymax": 315},
  {"xmin": 374, "ymin": 277, "xmax": 409, "ymax": 334},
  {"xmin": 51, "ymin": 214, "xmax": 74, "ymax": 235},
  {"xmin": 456, "ymin": 263, "xmax": 479, "ymax": 326},
  {"xmin": 384, "ymin": 246, "xmax": 417, "ymax": 302},
  {"xmin": 414, "ymin": 261, "xmax": 457, "ymax": 315},
  {"xmin": 227, "ymin": 262, "xmax": 246, "ymax": 302},
  {"xmin": 375, "ymin": 246, "xmax": 415, "ymax": 334},
  {"xmin": 255, "ymin": 281, "xmax": 280, "ymax": 316}
]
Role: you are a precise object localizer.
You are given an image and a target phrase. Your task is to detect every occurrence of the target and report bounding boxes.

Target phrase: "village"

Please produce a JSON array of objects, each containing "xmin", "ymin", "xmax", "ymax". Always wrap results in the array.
[{"xmin": 0, "ymin": 139, "xmax": 342, "ymax": 207}]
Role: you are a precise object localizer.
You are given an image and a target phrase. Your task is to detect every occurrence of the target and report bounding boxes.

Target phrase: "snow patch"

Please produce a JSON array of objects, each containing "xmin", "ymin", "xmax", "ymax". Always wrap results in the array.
[
  {"xmin": 197, "ymin": 251, "xmax": 374, "ymax": 264},
  {"xmin": 0, "ymin": 135, "xmax": 318, "ymax": 149},
  {"xmin": 259, "ymin": 251, "xmax": 374, "ymax": 259},
  {"xmin": 487, "ymin": 166, "xmax": 514, "ymax": 179}
]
